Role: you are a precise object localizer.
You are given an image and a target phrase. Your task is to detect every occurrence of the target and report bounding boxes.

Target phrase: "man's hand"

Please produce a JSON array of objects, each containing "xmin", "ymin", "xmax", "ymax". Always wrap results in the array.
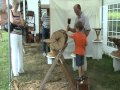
[{"xmin": 67, "ymin": 25, "xmax": 71, "ymax": 31}]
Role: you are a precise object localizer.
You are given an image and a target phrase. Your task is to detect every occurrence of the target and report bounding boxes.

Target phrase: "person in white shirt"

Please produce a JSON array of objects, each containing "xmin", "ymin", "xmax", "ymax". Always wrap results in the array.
[
  {"xmin": 67, "ymin": 4, "xmax": 91, "ymax": 36},
  {"xmin": 10, "ymin": 1, "xmax": 25, "ymax": 76},
  {"xmin": 41, "ymin": 9, "xmax": 50, "ymax": 56}
]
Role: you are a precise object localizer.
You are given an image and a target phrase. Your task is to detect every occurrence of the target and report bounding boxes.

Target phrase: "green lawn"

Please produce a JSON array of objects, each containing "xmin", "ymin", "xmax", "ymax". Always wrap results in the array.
[
  {"xmin": 0, "ymin": 31, "xmax": 9, "ymax": 90},
  {"xmin": 65, "ymin": 55, "xmax": 120, "ymax": 90},
  {"xmin": 87, "ymin": 55, "xmax": 120, "ymax": 90},
  {"xmin": 1, "ymin": 31, "xmax": 120, "ymax": 90}
]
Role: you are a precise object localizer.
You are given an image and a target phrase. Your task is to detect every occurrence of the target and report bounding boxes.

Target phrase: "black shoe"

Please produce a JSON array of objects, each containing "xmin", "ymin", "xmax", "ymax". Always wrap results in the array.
[
  {"xmin": 75, "ymin": 77, "xmax": 83, "ymax": 81},
  {"xmin": 75, "ymin": 77, "xmax": 85, "ymax": 84},
  {"xmin": 81, "ymin": 75, "xmax": 88, "ymax": 80}
]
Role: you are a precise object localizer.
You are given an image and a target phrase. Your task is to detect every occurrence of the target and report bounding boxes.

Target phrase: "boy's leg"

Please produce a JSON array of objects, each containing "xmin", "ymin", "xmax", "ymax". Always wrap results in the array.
[
  {"xmin": 76, "ymin": 54, "xmax": 86, "ymax": 78},
  {"xmin": 76, "ymin": 54, "xmax": 80, "ymax": 77},
  {"xmin": 81, "ymin": 65, "xmax": 84, "ymax": 76},
  {"xmin": 78, "ymin": 66, "xmax": 82, "ymax": 77},
  {"xmin": 78, "ymin": 66, "xmax": 85, "ymax": 77},
  {"xmin": 83, "ymin": 56, "xmax": 87, "ymax": 71}
]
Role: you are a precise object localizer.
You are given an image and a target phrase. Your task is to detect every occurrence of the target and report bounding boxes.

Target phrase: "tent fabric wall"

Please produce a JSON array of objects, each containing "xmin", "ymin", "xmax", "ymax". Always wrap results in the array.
[
  {"xmin": 50, "ymin": 0, "xmax": 102, "ymax": 59},
  {"xmin": 102, "ymin": 6, "xmax": 116, "ymax": 55},
  {"xmin": 102, "ymin": 0, "xmax": 120, "ymax": 55},
  {"xmin": 26, "ymin": 0, "xmax": 39, "ymax": 35},
  {"xmin": 104, "ymin": 0, "xmax": 120, "ymax": 5},
  {"xmin": 41, "ymin": 0, "xmax": 49, "ymax": 4}
]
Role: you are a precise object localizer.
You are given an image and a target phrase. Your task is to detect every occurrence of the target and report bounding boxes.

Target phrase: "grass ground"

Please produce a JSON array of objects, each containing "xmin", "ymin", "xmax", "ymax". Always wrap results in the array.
[
  {"xmin": 87, "ymin": 55, "xmax": 120, "ymax": 90},
  {"xmin": 0, "ymin": 31, "xmax": 9, "ymax": 90},
  {"xmin": 13, "ymin": 46, "xmax": 120, "ymax": 90},
  {"xmin": 1, "ymin": 31, "xmax": 120, "ymax": 90},
  {"xmin": 65, "ymin": 55, "xmax": 120, "ymax": 90}
]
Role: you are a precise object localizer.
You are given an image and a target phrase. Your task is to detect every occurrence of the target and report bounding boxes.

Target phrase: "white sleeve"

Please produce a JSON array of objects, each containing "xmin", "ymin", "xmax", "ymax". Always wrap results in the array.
[{"xmin": 84, "ymin": 16, "xmax": 91, "ymax": 31}]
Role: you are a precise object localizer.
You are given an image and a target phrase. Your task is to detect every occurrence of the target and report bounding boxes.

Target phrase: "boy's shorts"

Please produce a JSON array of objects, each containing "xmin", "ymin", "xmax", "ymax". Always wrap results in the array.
[{"xmin": 76, "ymin": 54, "xmax": 84, "ymax": 67}]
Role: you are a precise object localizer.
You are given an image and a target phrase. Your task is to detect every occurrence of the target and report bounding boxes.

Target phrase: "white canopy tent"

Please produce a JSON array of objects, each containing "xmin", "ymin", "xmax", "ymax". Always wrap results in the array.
[
  {"xmin": 26, "ymin": 0, "xmax": 49, "ymax": 35},
  {"xmin": 7, "ymin": 0, "xmax": 120, "ymax": 58},
  {"xmin": 8, "ymin": 0, "xmax": 50, "ymax": 35},
  {"xmin": 24, "ymin": 0, "xmax": 120, "ymax": 58},
  {"xmin": 41, "ymin": 0, "xmax": 49, "ymax": 4},
  {"xmin": 50, "ymin": 0, "xmax": 102, "ymax": 59},
  {"xmin": 5, "ymin": 0, "xmax": 120, "ymax": 89}
]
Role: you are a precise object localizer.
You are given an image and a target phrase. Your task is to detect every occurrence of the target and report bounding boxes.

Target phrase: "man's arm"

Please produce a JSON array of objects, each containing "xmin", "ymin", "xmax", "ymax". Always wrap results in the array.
[
  {"xmin": 67, "ymin": 25, "xmax": 76, "ymax": 33},
  {"xmin": 84, "ymin": 30, "xmax": 90, "ymax": 37},
  {"xmin": 69, "ymin": 28, "xmax": 76, "ymax": 33},
  {"xmin": 83, "ymin": 16, "xmax": 91, "ymax": 37}
]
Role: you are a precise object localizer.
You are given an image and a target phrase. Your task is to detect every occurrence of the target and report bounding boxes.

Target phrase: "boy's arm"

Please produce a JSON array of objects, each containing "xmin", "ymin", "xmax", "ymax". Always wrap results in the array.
[
  {"xmin": 67, "ymin": 25, "xmax": 76, "ymax": 33},
  {"xmin": 69, "ymin": 35, "xmax": 73, "ymax": 38},
  {"xmin": 68, "ymin": 34, "xmax": 75, "ymax": 39},
  {"xmin": 66, "ymin": 30, "xmax": 75, "ymax": 39}
]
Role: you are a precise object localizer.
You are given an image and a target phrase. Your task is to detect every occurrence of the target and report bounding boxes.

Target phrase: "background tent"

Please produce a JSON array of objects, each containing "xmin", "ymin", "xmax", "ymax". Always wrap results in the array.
[
  {"xmin": 50, "ymin": 0, "xmax": 102, "ymax": 59},
  {"xmin": 8, "ymin": 0, "xmax": 120, "ymax": 58},
  {"xmin": 102, "ymin": 0, "xmax": 120, "ymax": 55}
]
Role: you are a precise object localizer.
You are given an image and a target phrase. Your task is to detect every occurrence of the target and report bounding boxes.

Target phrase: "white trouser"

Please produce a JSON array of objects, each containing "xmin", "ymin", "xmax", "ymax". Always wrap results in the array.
[{"xmin": 10, "ymin": 33, "xmax": 24, "ymax": 76}]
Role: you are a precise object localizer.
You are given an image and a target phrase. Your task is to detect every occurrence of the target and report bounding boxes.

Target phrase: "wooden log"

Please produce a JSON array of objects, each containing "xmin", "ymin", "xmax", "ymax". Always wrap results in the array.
[
  {"xmin": 59, "ymin": 56, "xmax": 76, "ymax": 90},
  {"xmin": 23, "ymin": 43, "xmax": 40, "ymax": 48},
  {"xmin": 39, "ymin": 45, "xmax": 67, "ymax": 90},
  {"xmin": 76, "ymin": 77, "xmax": 89, "ymax": 90}
]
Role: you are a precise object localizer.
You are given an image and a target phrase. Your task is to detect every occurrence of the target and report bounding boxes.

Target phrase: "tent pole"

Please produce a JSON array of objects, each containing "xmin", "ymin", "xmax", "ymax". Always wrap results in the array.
[
  {"xmin": 6, "ymin": 0, "xmax": 12, "ymax": 90},
  {"xmin": 101, "ymin": 0, "xmax": 104, "ymax": 29}
]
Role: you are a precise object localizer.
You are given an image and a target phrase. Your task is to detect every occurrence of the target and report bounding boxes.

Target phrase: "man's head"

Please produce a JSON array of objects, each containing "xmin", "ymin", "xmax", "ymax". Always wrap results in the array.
[
  {"xmin": 75, "ymin": 21, "xmax": 84, "ymax": 31},
  {"xmin": 12, "ymin": 0, "xmax": 19, "ymax": 10},
  {"xmin": 73, "ymin": 4, "xmax": 81, "ymax": 16}
]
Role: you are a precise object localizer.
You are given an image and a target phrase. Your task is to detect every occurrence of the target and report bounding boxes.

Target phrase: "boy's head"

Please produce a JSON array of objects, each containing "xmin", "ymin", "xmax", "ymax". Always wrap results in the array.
[{"xmin": 75, "ymin": 21, "xmax": 84, "ymax": 31}]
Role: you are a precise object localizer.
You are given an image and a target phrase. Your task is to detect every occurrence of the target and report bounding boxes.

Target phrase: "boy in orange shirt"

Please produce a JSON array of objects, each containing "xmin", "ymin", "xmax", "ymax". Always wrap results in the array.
[{"xmin": 68, "ymin": 21, "xmax": 87, "ymax": 81}]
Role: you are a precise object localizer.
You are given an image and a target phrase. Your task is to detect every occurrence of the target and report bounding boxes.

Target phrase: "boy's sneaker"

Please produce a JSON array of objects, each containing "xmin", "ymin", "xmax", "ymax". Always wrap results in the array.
[
  {"xmin": 75, "ymin": 77, "xmax": 83, "ymax": 81},
  {"xmin": 80, "ymin": 80, "xmax": 84, "ymax": 84},
  {"xmin": 75, "ymin": 77, "xmax": 84, "ymax": 84},
  {"xmin": 81, "ymin": 75, "xmax": 88, "ymax": 80}
]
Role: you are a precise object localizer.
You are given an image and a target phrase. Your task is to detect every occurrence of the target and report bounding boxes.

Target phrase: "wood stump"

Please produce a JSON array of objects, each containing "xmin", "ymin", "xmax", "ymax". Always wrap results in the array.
[{"xmin": 76, "ymin": 78, "xmax": 89, "ymax": 90}]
